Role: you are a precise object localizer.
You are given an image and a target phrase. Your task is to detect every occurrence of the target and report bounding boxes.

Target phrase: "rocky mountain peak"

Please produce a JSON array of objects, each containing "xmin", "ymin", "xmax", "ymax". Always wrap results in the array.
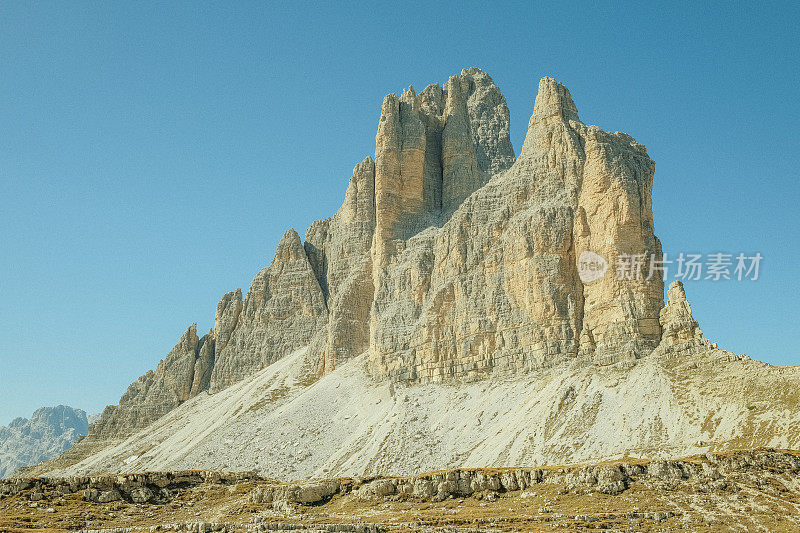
[
  {"xmin": 534, "ymin": 76, "xmax": 580, "ymax": 122},
  {"xmin": 56, "ymin": 70, "xmax": 718, "ymax": 454},
  {"xmin": 0, "ymin": 406, "xmax": 88, "ymax": 478},
  {"xmin": 273, "ymin": 228, "xmax": 306, "ymax": 263},
  {"xmin": 23, "ymin": 69, "xmax": 796, "ymax": 483}
]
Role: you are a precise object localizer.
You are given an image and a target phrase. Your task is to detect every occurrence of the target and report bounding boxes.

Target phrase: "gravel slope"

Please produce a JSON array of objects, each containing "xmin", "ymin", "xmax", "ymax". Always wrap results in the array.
[{"xmin": 31, "ymin": 346, "xmax": 800, "ymax": 480}]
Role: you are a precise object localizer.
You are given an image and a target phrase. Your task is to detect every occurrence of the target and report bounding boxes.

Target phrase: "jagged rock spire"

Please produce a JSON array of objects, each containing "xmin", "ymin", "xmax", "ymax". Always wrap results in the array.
[
  {"xmin": 442, "ymin": 75, "xmax": 482, "ymax": 212},
  {"xmin": 514, "ymin": 77, "xmax": 584, "ymax": 195},
  {"xmin": 214, "ymin": 289, "xmax": 242, "ymax": 356},
  {"xmin": 89, "ymin": 322, "xmax": 216, "ymax": 439},
  {"xmin": 273, "ymin": 228, "xmax": 306, "ymax": 264},
  {"xmin": 338, "ymin": 156, "xmax": 376, "ymax": 224},
  {"xmin": 659, "ymin": 280, "xmax": 703, "ymax": 344},
  {"xmin": 533, "ymin": 77, "xmax": 579, "ymax": 121},
  {"xmin": 208, "ymin": 227, "xmax": 327, "ymax": 391},
  {"xmin": 372, "ymin": 68, "xmax": 514, "ymax": 268}
]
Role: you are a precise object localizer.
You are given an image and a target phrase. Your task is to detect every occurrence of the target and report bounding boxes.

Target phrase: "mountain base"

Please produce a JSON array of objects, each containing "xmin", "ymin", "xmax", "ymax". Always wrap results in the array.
[{"xmin": 2, "ymin": 449, "xmax": 799, "ymax": 532}]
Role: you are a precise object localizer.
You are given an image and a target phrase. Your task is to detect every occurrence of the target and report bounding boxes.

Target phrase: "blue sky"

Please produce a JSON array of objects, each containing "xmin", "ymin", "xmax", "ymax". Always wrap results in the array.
[{"xmin": 1, "ymin": 1, "xmax": 798, "ymax": 425}]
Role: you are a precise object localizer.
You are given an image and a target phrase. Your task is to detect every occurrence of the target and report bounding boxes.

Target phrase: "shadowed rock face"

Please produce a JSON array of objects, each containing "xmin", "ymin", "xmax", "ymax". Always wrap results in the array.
[
  {"xmin": 79, "ymin": 69, "xmax": 670, "ymax": 442},
  {"xmin": 0, "ymin": 406, "xmax": 88, "ymax": 478},
  {"xmin": 304, "ymin": 156, "xmax": 376, "ymax": 374},
  {"xmin": 371, "ymin": 69, "xmax": 515, "ymax": 265}
]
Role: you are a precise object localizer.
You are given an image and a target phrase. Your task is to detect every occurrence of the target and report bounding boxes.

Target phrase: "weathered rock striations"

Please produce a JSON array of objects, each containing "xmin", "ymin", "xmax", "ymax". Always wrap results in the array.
[
  {"xmin": 304, "ymin": 157, "xmax": 376, "ymax": 373},
  {"xmin": 371, "ymin": 69, "xmax": 514, "ymax": 265},
  {"xmin": 368, "ymin": 76, "xmax": 663, "ymax": 381},
  {"xmin": 209, "ymin": 229, "xmax": 327, "ymax": 391},
  {"xmin": 651, "ymin": 280, "xmax": 717, "ymax": 357},
  {"xmin": 659, "ymin": 280, "xmax": 703, "ymax": 345},
  {"xmin": 90, "ymin": 325, "xmax": 214, "ymax": 440},
  {"xmin": 80, "ymin": 67, "xmax": 522, "ymax": 441}
]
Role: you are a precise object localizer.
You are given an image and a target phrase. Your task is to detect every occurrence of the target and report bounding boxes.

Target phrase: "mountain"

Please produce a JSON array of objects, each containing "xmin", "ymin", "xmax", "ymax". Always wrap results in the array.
[
  {"xmin": 21, "ymin": 69, "xmax": 800, "ymax": 478},
  {"xmin": 0, "ymin": 406, "xmax": 88, "ymax": 478}
]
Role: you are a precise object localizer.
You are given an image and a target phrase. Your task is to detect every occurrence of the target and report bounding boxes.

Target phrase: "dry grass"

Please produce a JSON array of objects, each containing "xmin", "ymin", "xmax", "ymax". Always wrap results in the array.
[{"xmin": 4, "ymin": 452, "xmax": 800, "ymax": 532}]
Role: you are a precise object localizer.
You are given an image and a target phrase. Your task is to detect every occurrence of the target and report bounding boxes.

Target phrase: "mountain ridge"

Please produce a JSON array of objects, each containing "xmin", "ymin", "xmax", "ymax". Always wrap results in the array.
[
  {"xmin": 0, "ymin": 405, "xmax": 88, "ymax": 478},
  {"xmin": 21, "ymin": 69, "xmax": 800, "ymax": 478}
]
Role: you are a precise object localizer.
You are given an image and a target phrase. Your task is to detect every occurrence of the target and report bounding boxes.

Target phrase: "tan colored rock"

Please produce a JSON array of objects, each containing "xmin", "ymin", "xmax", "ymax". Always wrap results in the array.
[
  {"xmin": 213, "ymin": 289, "xmax": 242, "ymax": 356},
  {"xmin": 67, "ymin": 71, "xmax": 671, "ymax": 447},
  {"xmin": 189, "ymin": 329, "xmax": 215, "ymax": 398},
  {"xmin": 442, "ymin": 74, "xmax": 483, "ymax": 213},
  {"xmin": 62, "ymin": 225, "xmax": 328, "ymax": 455},
  {"xmin": 369, "ymin": 75, "xmax": 662, "ymax": 381},
  {"xmin": 372, "ymin": 68, "xmax": 514, "ymax": 268},
  {"xmin": 90, "ymin": 324, "xmax": 214, "ymax": 439},
  {"xmin": 372, "ymin": 87, "xmax": 432, "ymax": 265},
  {"xmin": 209, "ymin": 229, "xmax": 327, "ymax": 390},
  {"xmin": 659, "ymin": 281, "xmax": 703, "ymax": 345},
  {"xmin": 41, "ymin": 69, "xmax": 756, "ymax": 475},
  {"xmin": 573, "ymin": 122, "xmax": 663, "ymax": 364},
  {"xmin": 305, "ymin": 157, "xmax": 376, "ymax": 373},
  {"xmin": 651, "ymin": 280, "xmax": 716, "ymax": 357}
]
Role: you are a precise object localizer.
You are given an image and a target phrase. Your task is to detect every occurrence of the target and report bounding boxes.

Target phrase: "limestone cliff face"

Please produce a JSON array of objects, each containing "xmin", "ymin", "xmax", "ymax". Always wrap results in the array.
[
  {"xmin": 209, "ymin": 229, "xmax": 327, "ymax": 391},
  {"xmin": 81, "ymin": 69, "xmax": 671, "ymax": 442},
  {"xmin": 304, "ymin": 156, "xmax": 376, "ymax": 373},
  {"xmin": 91, "ymin": 324, "xmax": 214, "ymax": 439},
  {"xmin": 368, "ymin": 76, "xmax": 663, "ymax": 381},
  {"xmin": 372, "ymin": 69, "xmax": 515, "ymax": 267}
]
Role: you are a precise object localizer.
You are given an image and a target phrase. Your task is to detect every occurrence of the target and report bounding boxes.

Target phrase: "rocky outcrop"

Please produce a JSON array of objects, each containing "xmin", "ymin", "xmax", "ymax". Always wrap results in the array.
[
  {"xmin": 659, "ymin": 280, "xmax": 703, "ymax": 345},
  {"xmin": 81, "ymin": 224, "xmax": 328, "ymax": 441},
  {"xmin": 0, "ymin": 406, "xmax": 88, "ymax": 478},
  {"xmin": 652, "ymin": 280, "xmax": 717, "ymax": 357},
  {"xmin": 213, "ymin": 288, "xmax": 243, "ymax": 358},
  {"xmin": 91, "ymin": 325, "xmax": 215, "ymax": 439},
  {"xmin": 7, "ymin": 450, "xmax": 800, "ymax": 533},
  {"xmin": 368, "ymin": 75, "xmax": 663, "ymax": 381},
  {"xmin": 8, "ymin": 450, "xmax": 799, "ymax": 503},
  {"xmin": 0, "ymin": 470, "xmax": 259, "ymax": 503},
  {"xmin": 209, "ymin": 229, "xmax": 327, "ymax": 391}
]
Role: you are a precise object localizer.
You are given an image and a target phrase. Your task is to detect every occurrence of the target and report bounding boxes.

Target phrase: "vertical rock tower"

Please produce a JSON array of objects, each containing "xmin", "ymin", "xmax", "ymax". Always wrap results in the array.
[{"xmin": 368, "ymin": 75, "xmax": 664, "ymax": 381}]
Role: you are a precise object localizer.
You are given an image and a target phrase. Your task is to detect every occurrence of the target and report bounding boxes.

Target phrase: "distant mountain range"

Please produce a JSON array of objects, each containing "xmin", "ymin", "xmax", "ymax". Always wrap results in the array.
[{"xmin": 0, "ymin": 405, "xmax": 88, "ymax": 478}]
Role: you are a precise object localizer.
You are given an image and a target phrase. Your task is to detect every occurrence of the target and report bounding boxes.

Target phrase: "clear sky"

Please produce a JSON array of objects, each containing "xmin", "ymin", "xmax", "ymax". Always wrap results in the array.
[{"xmin": 1, "ymin": 1, "xmax": 798, "ymax": 425}]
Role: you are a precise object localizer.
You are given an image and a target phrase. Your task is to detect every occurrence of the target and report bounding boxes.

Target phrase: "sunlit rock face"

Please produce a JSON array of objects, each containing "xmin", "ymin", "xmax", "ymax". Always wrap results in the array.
[{"xmin": 368, "ymin": 75, "xmax": 663, "ymax": 381}]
